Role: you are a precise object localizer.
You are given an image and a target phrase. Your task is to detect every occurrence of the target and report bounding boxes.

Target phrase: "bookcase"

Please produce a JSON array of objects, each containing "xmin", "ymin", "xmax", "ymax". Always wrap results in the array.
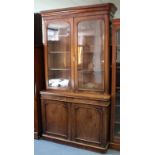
[
  {"xmin": 110, "ymin": 19, "xmax": 120, "ymax": 150},
  {"xmin": 40, "ymin": 3, "xmax": 117, "ymax": 153},
  {"xmin": 34, "ymin": 13, "xmax": 45, "ymax": 138}
]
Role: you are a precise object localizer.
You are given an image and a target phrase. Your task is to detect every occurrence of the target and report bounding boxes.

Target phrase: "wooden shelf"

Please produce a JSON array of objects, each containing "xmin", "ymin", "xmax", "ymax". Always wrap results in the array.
[
  {"xmin": 78, "ymin": 70, "xmax": 103, "ymax": 72},
  {"xmin": 48, "ymin": 68, "xmax": 70, "ymax": 71},
  {"xmin": 82, "ymin": 52, "xmax": 94, "ymax": 54},
  {"xmin": 114, "ymin": 121, "xmax": 120, "ymax": 125},
  {"xmin": 48, "ymin": 51, "xmax": 70, "ymax": 54},
  {"xmin": 115, "ymin": 132, "xmax": 120, "ymax": 137},
  {"xmin": 115, "ymin": 104, "xmax": 120, "ymax": 107}
]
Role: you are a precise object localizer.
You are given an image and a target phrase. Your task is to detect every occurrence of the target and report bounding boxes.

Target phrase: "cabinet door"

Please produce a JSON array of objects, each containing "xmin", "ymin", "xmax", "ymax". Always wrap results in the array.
[
  {"xmin": 72, "ymin": 103, "xmax": 108, "ymax": 146},
  {"xmin": 42, "ymin": 100, "xmax": 70, "ymax": 139},
  {"xmin": 44, "ymin": 19, "xmax": 73, "ymax": 90},
  {"xmin": 74, "ymin": 16, "xmax": 105, "ymax": 92}
]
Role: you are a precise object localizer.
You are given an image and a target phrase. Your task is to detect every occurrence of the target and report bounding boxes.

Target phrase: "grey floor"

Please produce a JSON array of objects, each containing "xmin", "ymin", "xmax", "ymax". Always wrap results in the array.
[{"xmin": 34, "ymin": 139, "xmax": 120, "ymax": 155}]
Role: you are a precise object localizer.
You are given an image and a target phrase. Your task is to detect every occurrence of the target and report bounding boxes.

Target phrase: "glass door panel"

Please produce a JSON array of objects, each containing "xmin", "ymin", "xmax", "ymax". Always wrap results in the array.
[
  {"xmin": 114, "ymin": 28, "xmax": 120, "ymax": 138},
  {"xmin": 47, "ymin": 22, "xmax": 71, "ymax": 88},
  {"xmin": 77, "ymin": 19, "xmax": 104, "ymax": 90},
  {"xmin": 116, "ymin": 29, "xmax": 120, "ymax": 63}
]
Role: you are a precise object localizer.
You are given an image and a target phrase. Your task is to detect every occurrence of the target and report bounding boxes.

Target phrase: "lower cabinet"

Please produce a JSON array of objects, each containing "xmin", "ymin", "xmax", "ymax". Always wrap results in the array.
[
  {"xmin": 72, "ymin": 104, "xmax": 108, "ymax": 147},
  {"xmin": 41, "ymin": 93, "xmax": 110, "ymax": 153},
  {"xmin": 42, "ymin": 100, "xmax": 69, "ymax": 139}
]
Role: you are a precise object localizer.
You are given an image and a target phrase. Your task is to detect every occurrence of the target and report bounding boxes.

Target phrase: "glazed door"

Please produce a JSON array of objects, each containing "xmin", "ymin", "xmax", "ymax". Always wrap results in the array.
[
  {"xmin": 44, "ymin": 18, "xmax": 74, "ymax": 90},
  {"xmin": 74, "ymin": 16, "xmax": 105, "ymax": 93},
  {"xmin": 111, "ymin": 19, "xmax": 120, "ymax": 147},
  {"xmin": 113, "ymin": 28, "xmax": 120, "ymax": 140}
]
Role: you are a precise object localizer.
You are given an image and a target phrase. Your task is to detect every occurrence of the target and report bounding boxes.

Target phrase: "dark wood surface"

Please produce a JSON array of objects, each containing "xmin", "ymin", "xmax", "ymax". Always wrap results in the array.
[
  {"xmin": 41, "ymin": 3, "xmax": 116, "ymax": 94},
  {"xmin": 41, "ymin": 93, "xmax": 110, "ymax": 153},
  {"xmin": 34, "ymin": 13, "xmax": 42, "ymax": 46},
  {"xmin": 34, "ymin": 13, "xmax": 45, "ymax": 139},
  {"xmin": 41, "ymin": 3, "xmax": 116, "ymax": 19},
  {"xmin": 40, "ymin": 3, "xmax": 117, "ymax": 152},
  {"xmin": 34, "ymin": 45, "xmax": 45, "ymax": 139},
  {"xmin": 110, "ymin": 18, "xmax": 120, "ymax": 150},
  {"xmin": 41, "ymin": 134, "xmax": 109, "ymax": 153}
]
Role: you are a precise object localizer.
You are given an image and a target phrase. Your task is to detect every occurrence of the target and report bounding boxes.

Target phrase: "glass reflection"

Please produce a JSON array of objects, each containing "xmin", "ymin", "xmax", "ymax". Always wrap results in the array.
[
  {"xmin": 47, "ymin": 22, "xmax": 71, "ymax": 88},
  {"xmin": 77, "ymin": 19, "xmax": 104, "ymax": 90}
]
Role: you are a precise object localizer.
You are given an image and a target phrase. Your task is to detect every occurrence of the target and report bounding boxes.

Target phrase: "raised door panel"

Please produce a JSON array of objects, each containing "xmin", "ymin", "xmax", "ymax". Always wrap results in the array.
[
  {"xmin": 42, "ymin": 100, "xmax": 69, "ymax": 139},
  {"xmin": 72, "ymin": 104, "xmax": 103, "ymax": 145}
]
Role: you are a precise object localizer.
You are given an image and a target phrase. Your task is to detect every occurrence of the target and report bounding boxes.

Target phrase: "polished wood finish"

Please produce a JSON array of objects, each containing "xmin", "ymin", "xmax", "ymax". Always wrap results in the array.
[
  {"xmin": 110, "ymin": 18, "xmax": 120, "ymax": 150},
  {"xmin": 72, "ymin": 103, "xmax": 108, "ymax": 146},
  {"xmin": 42, "ymin": 100, "xmax": 69, "ymax": 138},
  {"xmin": 41, "ymin": 3, "xmax": 116, "ymax": 19},
  {"xmin": 40, "ymin": 92, "xmax": 110, "ymax": 153},
  {"xmin": 41, "ymin": 3, "xmax": 117, "ymax": 94},
  {"xmin": 40, "ymin": 3, "xmax": 117, "ymax": 152},
  {"xmin": 34, "ymin": 13, "xmax": 42, "ymax": 45},
  {"xmin": 34, "ymin": 13, "xmax": 45, "ymax": 139}
]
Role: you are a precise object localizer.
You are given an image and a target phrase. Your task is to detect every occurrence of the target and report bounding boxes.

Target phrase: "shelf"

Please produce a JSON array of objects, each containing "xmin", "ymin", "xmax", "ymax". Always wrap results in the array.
[
  {"xmin": 78, "ymin": 87, "xmax": 104, "ymax": 92},
  {"xmin": 114, "ymin": 121, "xmax": 120, "ymax": 124},
  {"xmin": 116, "ymin": 87, "xmax": 120, "ymax": 90},
  {"xmin": 48, "ymin": 35, "xmax": 70, "ymax": 37},
  {"xmin": 48, "ymin": 68, "xmax": 70, "ymax": 71},
  {"xmin": 115, "ymin": 132, "xmax": 120, "ymax": 137},
  {"xmin": 114, "ymin": 123, "xmax": 120, "ymax": 137},
  {"xmin": 115, "ymin": 104, "xmax": 120, "ymax": 107},
  {"xmin": 82, "ymin": 52, "xmax": 94, "ymax": 54},
  {"xmin": 78, "ymin": 44, "xmax": 94, "ymax": 46},
  {"xmin": 48, "ymin": 51, "xmax": 70, "ymax": 54},
  {"xmin": 116, "ymin": 66, "xmax": 120, "ymax": 69},
  {"xmin": 78, "ymin": 70, "xmax": 103, "ymax": 72}
]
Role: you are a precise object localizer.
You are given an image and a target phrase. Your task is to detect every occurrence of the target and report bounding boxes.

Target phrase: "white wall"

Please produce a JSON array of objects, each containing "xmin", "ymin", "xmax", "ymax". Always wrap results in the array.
[{"xmin": 34, "ymin": 0, "xmax": 120, "ymax": 18}]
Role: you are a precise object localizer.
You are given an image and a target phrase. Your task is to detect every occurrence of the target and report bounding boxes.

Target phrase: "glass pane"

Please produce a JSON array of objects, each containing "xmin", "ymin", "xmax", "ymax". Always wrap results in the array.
[
  {"xmin": 114, "ymin": 29, "xmax": 120, "ymax": 137},
  {"xmin": 114, "ymin": 97, "xmax": 120, "ymax": 137},
  {"xmin": 116, "ymin": 67, "xmax": 120, "ymax": 87},
  {"xmin": 77, "ymin": 19, "xmax": 104, "ymax": 90},
  {"xmin": 116, "ymin": 29, "xmax": 120, "ymax": 63},
  {"xmin": 114, "ymin": 123, "xmax": 120, "ymax": 137},
  {"xmin": 47, "ymin": 22, "xmax": 71, "ymax": 88}
]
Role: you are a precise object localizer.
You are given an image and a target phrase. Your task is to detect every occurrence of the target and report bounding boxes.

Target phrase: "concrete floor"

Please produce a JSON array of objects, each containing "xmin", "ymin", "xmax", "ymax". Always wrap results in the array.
[{"xmin": 34, "ymin": 139, "xmax": 120, "ymax": 155}]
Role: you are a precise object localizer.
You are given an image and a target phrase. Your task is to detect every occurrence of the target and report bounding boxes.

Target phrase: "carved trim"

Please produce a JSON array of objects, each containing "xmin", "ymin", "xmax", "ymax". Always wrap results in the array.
[
  {"xmin": 41, "ymin": 92, "xmax": 111, "ymax": 101},
  {"xmin": 45, "ymin": 131, "xmax": 68, "ymax": 139},
  {"xmin": 42, "ymin": 134, "xmax": 109, "ymax": 153},
  {"xmin": 41, "ymin": 3, "xmax": 117, "ymax": 18},
  {"xmin": 75, "ymin": 137, "xmax": 101, "ymax": 145}
]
